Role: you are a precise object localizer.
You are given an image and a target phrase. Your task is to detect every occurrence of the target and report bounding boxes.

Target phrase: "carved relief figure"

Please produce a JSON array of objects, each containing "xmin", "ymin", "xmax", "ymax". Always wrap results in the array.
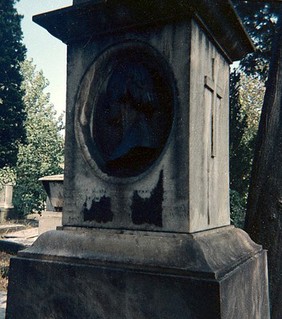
[{"xmin": 94, "ymin": 59, "xmax": 172, "ymax": 176}]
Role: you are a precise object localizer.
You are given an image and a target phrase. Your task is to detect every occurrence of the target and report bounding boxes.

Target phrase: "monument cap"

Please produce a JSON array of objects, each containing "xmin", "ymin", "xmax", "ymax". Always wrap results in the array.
[{"xmin": 33, "ymin": 0, "xmax": 254, "ymax": 62}]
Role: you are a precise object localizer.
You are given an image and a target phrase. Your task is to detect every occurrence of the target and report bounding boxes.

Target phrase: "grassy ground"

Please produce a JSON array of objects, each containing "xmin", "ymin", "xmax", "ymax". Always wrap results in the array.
[{"xmin": 0, "ymin": 252, "xmax": 11, "ymax": 291}]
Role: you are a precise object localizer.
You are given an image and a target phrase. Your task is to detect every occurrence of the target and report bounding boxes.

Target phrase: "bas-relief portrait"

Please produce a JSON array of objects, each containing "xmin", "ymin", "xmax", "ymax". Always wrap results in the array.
[{"xmin": 78, "ymin": 45, "xmax": 174, "ymax": 177}]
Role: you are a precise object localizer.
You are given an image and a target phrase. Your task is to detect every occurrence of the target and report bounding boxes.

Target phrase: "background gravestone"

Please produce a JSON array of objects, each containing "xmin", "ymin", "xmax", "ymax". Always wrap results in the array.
[
  {"xmin": 0, "ymin": 184, "xmax": 14, "ymax": 222},
  {"xmin": 6, "ymin": 1, "xmax": 270, "ymax": 318},
  {"xmin": 38, "ymin": 175, "xmax": 63, "ymax": 234}
]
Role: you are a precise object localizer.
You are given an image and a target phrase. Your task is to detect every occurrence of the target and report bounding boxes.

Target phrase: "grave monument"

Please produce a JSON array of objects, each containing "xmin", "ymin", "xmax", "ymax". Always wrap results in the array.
[
  {"xmin": 38, "ymin": 174, "xmax": 63, "ymax": 234},
  {"xmin": 0, "ymin": 183, "xmax": 14, "ymax": 222},
  {"xmin": 6, "ymin": 1, "xmax": 270, "ymax": 318}
]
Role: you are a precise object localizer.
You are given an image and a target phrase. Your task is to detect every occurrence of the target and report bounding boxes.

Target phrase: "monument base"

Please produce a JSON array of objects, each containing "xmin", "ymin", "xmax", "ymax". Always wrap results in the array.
[
  {"xmin": 0, "ymin": 207, "xmax": 16, "ymax": 223},
  {"xmin": 38, "ymin": 210, "xmax": 62, "ymax": 235},
  {"xmin": 6, "ymin": 226, "xmax": 269, "ymax": 319}
]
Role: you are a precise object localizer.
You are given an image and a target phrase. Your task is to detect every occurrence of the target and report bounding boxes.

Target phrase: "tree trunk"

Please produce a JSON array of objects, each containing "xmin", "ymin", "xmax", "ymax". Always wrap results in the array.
[{"xmin": 245, "ymin": 9, "xmax": 282, "ymax": 319}]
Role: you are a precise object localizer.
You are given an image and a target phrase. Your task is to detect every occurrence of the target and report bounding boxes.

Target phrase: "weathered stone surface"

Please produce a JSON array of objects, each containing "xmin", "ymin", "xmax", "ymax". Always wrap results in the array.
[
  {"xmin": 38, "ymin": 211, "xmax": 62, "ymax": 235},
  {"xmin": 0, "ymin": 291, "xmax": 6, "ymax": 319},
  {"xmin": 35, "ymin": 15, "xmax": 230, "ymax": 233},
  {"xmin": 5, "ymin": 2, "xmax": 269, "ymax": 319},
  {"xmin": 31, "ymin": 0, "xmax": 254, "ymax": 234},
  {"xmin": 0, "ymin": 184, "xmax": 13, "ymax": 209},
  {"xmin": 34, "ymin": 0, "xmax": 253, "ymax": 61},
  {"xmin": 6, "ymin": 227, "xmax": 269, "ymax": 319},
  {"xmin": 66, "ymin": 18, "xmax": 230, "ymax": 233},
  {"xmin": 39, "ymin": 175, "xmax": 64, "ymax": 211},
  {"xmin": 0, "ymin": 184, "xmax": 15, "ymax": 222},
  {"xmin": 16, "ymin": 227, "xmax": 259, "ymax": 277}
]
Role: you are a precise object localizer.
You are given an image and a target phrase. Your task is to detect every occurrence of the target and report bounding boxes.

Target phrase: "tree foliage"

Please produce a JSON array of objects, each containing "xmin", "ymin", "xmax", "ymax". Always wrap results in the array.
[
  {"xmin": 229, "ymin": 1, "xmax": 279, "ymax": 227},
  {"xmin": 0, "ymin": 0, "xmax": 26, "ymax": 168},
  {"xmin": 244, "ymin": 9, "xmax": 282, "ymax": 318},
  {"xmin": 13, "ymin": 59, "xmax": 64, "ymax": 216},
  {"xmin": 228, "ymin": 0, "xmax": 279, "ymax": 107},
  {"xmin": 232, "ymin": 0, "xmax": 280, "ymax": 80},
  {"xmin": 229, "ymin": 70, "xmax": 264, "ymax": 227},
  {"xmin": 0, "ymin": 166, "xmax": 16, "ymax": 191}
]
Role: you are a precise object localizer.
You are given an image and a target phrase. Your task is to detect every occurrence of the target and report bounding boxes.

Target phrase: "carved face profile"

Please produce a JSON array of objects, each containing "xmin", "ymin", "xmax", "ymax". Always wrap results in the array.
[
  {"xmin": 95, "ymin": 62, "xmax": 161, "ymax": 172},
  {"xmin": 76, "ymin": 43, "xmax": 174, "ymax": 177}
]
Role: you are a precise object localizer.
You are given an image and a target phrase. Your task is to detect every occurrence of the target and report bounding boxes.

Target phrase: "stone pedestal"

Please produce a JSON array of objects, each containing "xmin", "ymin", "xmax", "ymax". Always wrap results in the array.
[
  {"xmin": 7, "ymin": 227, "xmax": 269, "ymax": 319},
  {"xmin": 38, "ymin": 211, "xmax": 62, "ymax": 235},
  {"xmin": 39, "ymin": 174, "xmax": 64, "ymax": 212},
  {"xmin": 0, "ymin": 183, "xmax": 15, "ymax": 222},
  {"xmin": 38, "ymin": 175, "xmax": 63, "ymax": 234}
]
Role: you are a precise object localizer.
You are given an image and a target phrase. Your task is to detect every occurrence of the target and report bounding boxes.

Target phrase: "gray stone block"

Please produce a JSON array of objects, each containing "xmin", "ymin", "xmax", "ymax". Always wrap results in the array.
[
  {"xmin": 6, "ymin": 227, "xmax": 270, "ymax": 319},
  {"xmin": 32, "ymin": 1, "xmax": 254, "ymax": 234}
]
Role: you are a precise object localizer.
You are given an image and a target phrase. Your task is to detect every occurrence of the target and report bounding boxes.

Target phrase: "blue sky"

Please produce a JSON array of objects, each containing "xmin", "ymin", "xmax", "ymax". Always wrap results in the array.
[{"xmin": 16, "ymin": 0, "xmax": 72, "ymax": 115}]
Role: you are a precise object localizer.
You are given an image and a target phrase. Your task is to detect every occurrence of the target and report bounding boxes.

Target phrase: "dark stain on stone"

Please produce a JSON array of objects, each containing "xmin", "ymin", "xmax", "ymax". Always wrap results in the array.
[
  {"xmin": 131, "ymin": 170, "xmax": 163, "ymax": 227},
  {"xmin": 83, "ymin": 196, "xmax": 113, "ymax": 223}
]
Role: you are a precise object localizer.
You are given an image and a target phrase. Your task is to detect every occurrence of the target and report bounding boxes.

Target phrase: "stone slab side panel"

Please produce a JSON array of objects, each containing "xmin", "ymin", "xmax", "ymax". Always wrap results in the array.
[
  {"xmin": 189, "ymin": 20, "xmax": 230, "ymax": 232},
  {"xmin": 220, "ymin": 250, "xmax": 270, "ymax": 318},
  {"xmin": 6, "ymin": 251, "xmax": 269, "ymax": 319},
  {"xmin": 64, "ymin": 20, "xmax": 191, "ymax": 232},
  {"xmin": 6, "ymin": 257, "xmax": 220, "ymax": 319}
]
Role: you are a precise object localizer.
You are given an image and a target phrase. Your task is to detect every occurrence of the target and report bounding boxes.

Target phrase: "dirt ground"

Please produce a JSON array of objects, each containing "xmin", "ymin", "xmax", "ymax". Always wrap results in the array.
[{"xmin": 0, "ymin": 252, "xmax": 11, "ymax": 291}]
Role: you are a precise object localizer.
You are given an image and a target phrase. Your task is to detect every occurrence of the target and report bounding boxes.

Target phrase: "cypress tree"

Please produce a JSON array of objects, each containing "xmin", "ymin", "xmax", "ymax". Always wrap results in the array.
[{"xmin": 0, "ymin": 0, "xmax": 26, "ymax": 168}]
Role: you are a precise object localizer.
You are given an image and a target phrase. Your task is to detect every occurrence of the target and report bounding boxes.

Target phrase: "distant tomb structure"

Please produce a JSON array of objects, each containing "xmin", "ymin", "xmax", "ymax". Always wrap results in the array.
[
  {"xmin": 38, "ymin": 175, "xmax": 63, "ymax": 234},
  {"xmin": 0, "ymin": 183, "xmax": 14, "ymax": 222}
]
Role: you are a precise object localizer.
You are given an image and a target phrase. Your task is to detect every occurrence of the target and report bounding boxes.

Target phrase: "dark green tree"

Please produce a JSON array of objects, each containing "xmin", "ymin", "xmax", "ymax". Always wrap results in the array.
[
  {"xmin": 13, "ymin": 59, "xmax": 64, "ymax": 216},
  {"xmin": 229, "ymin": 71, "xmax": 247, "ymax": 227},
  {"xmin": 245, "ymin": 9, "xmax": 282, "ymax": 318},
  {"xmin": 229, "ymin": 69, "xmax": 264, "ymax": 227},
  {"xmin": 232, "ymin": 0, "xmax": 280, "ymax": 80},
  {"xmin": 229, "ymin": 1, "xmax": 279, "ymax": 227},
  {"xmin": 229, "ymin": 3, "xmax": 282, "ymax": 316},
  {"xmin": 0, "ymin": 0, "xmax": 26, "ymax": 168},
  {"xmin": 230, "ymin": 71, "xmax": 247, "ymax": 194}
]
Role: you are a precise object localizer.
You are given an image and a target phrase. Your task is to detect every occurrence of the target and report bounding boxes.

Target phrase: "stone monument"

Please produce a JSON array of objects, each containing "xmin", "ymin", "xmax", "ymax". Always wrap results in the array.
[
  {"xmin": 6, "ymin": 1, "xmax": 270, "ymax": 318},
  {"xmin": 38, "ymin": 174, "xmax": 63, "ymax": 234},
  {"xmin": 0, "ymin": 183, "xmax": 14, "ymax": 222}
]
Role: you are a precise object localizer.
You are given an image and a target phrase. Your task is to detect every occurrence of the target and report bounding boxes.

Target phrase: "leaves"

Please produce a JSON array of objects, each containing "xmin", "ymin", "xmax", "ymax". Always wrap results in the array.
[
  {"xmin": 232, "ymin": 0, "xmax": 280, "ymax": 80},
  {"xmin": 0, "ymin": 166, "xmax": 16, "ymax": 190},
  {"xmin": 228, "ymin": 1, "xmax": 277, "ymax": 227},
  {"xmin": 12, "ymin": 59, "xmax": 64, "ymax": 216},
  {"xmin": 229, "ymin": 70, "xmax": 264, "ymax": 227},
  {"xmin": 244, "ymin": 10, "xmax": 282, "ymax": 317},
  {"xmin": 0, "ymin": 0, "xmax": 26, "ymax": 168}
]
